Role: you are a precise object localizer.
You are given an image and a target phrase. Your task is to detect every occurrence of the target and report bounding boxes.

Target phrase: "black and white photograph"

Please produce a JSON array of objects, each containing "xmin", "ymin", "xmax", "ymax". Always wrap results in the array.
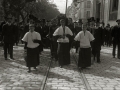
[{"xmin": 0, "ymin": 0, "xmax": 120, "ymax": 90}]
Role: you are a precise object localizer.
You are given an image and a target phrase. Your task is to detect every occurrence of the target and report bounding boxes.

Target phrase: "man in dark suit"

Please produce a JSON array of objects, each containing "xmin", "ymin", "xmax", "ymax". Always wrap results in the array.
[
  {"xmin": 111, "ymin": 19, "xmax": 120, "ymax": 58},
  {"xmin": 2, "ymin": 15, "xmax": 15, "ymax": 60},
  {"xmin": 92, "ymin": 18, "xmax": 103, "ymax": 63}
]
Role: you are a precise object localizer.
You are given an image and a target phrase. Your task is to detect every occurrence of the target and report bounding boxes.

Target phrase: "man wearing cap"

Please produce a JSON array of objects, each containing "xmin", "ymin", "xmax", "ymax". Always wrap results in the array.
[
  {"xmin": 111, "ymin": 19, "xmax": 120, "ymax": 58},
  {"xmin": 53, "ymin": 19, "xmax": 73, "ymax": 68},
  {"xmin": 2, "ymin": 15, "xmax": 15, "ymax": 60}
]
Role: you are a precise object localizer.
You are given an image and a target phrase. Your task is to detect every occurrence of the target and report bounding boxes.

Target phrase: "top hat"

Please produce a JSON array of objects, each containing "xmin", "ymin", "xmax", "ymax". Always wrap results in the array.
[
  {"xmin": 29, "ymin": 14, "xmax": 37, "ymax": 21},
  {"xmin": 95, "ymin": 18, "xmax": 100, "ymax": 23},
  {"xmin": 42, "ymin": 19, "xmax": 46, "ymax": 23},
  {"xmin": 106, "ymin": 23, "xmax": 110, "ymax": 27},
  {"xmin": 78, "ymin": 19, "xmax": 83, "ymax": 24},
  {"xmin": 87, "ymin": 18, "xmax": 91, "ymax": 23},
  {"xmin": 101, "ymin": 21, "xmax": 105, "ymax": 25},
  {"xmin": 90, "ymin": 17, "xmax": 95, "ymax": 22},
  {"xmin": 29, "ymin": 14, "xmax": 34, "ymax": 19},
  {"xmin": 116, "ymin": 19, "xmax": 120, "ymax": 22}
]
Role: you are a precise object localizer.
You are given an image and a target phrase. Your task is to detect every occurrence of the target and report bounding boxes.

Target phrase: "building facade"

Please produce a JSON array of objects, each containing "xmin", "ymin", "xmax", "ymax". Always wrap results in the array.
[
  {"xmin": 67, "ymin": 0, "xmax": 120, "ymax": 26},
  {"xmin": 67, "ymin": 0, "xmax": 93, "ymax": 22},
  {"xmin": 93, "ymin": 0, "xmax": 120, "ymax": 26},
  {"xmin": 104, "ymin": 0, "xmax": 120, "ymax": 26}
]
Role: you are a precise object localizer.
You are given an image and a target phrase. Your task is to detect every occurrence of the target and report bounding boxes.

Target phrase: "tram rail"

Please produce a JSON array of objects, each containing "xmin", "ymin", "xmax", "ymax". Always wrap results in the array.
[
  {"xmin": 40, "ymin": 53, "xmax": 53, "ymax": 90},
  {"xmin": 40, "ymin": 48, "xmax": 92, "ymax": 90},
  {"xmin": 71, "ymin": 48, "xmax": 92, "ymax": 90}
]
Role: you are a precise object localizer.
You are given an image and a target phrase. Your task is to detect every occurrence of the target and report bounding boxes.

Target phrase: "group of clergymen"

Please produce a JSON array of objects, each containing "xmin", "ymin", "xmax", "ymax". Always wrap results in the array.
[{"xmin": 1, "ymin": 14, "xmax": 120, "ymax": 72}]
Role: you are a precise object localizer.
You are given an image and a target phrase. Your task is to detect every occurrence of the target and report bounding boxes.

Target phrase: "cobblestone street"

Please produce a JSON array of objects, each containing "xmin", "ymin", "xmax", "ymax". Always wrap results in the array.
[
  {"xmin": 0, "ymin": 45, "xmax": 50, "ymax": 90},
  {"xmin": 82, "ymin": 47, "xmax": 120, "ymax": 90},
  {"xmin": 0, "ymin": 45, "xmax": 120, "ymax": 90}
]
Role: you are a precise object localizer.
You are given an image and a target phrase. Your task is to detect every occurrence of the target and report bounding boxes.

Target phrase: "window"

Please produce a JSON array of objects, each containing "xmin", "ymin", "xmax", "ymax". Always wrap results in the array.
[
  {"xmin": 86, "ymin": 11, "xmax": 90, "ymax": 18},
  {"xmin": 112, "ymin": 0, "xmax": 119, "ymax": 11},
  {"xmin": 109, "ymin": 0, "xmax": 118, "ymax": 20},
  {"xmin": 84, "ymin": 1, "xmax": 91, "ymax": 8},
  {"xmin": 87, "ymin": 1, "xmax": 91, "ymax": 8}
]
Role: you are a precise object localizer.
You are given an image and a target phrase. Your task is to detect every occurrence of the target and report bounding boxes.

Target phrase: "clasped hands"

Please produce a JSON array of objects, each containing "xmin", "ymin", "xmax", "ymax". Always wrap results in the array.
[
  {"xmin": 59, "ymin": 34, "xmax": 69, "ymax": 39},
  {"xmin": 33, "ymin": 39, "xmax": 40, "ymax": 43}
]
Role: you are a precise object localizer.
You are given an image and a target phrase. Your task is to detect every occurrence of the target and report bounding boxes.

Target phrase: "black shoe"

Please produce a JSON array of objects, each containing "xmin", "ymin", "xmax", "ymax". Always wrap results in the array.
[
  {"xmin": 81, "ymin": 67, "xmax": 86, "ymax": 69},
  {"xmin": 27, "ymin": 70, "xmax": 31, "ymax": 73},
  {"xmin": 117, "ymin": 57, "xmax": 120, "ymax": 59},
  {"xmin": 113, "ymin": 56, "xmax": 115, "ymax": 58},
  {"xmin": 97, "ymin": 61, "xmax": 101, "ymax": 64},
  {"xmin": 9, "ymin": 58, "xmax": 15, "ymax": 60},
  {"xmin": 34, "ymin": 67, "xmax": 37, "ymax": 70},
  {"xmin": 59, "ymin": 66, "xmax": 62, "ymax": 68}
]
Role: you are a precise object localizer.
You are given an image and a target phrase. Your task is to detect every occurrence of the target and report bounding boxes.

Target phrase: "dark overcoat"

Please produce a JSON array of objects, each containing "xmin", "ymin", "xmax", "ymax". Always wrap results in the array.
[
  {"xmin": 2, "ymin": 24, "xmax": 15, "ymax": 43},
  {"xmin": 92, "ymin": 27, "xmax": 103, "ymax": 51}
]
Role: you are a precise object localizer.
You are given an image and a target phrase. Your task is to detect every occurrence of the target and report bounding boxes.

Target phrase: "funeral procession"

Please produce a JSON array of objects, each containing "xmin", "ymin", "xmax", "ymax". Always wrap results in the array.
[{"xmin": 0, "ymin": 0, "xmax": 120, "ymax": 90}]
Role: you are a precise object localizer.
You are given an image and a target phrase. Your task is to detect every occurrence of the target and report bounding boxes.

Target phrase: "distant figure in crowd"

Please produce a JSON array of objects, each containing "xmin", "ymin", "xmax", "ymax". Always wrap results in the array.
[
  {"xmin": 111, "ymin": 19, "xmax": 120, "ymax": 58},
  {"xmin": 22, "ymin": 22, "xmax": 41, "ymax": 73},
  {"xmin": 48, "ymin": 19, "xmax": 59, "ymax": 60},
  {"xmin": 13, "ymin": 19, "xmax": 19, "ymax": 46},
  {"xmin": 74, "ymin": 22, "xmax": 94, "ymax": 69},
  {"xmin": 92, "ymin": 19, "xmax": 103, "ymax": 63},
  {"xmin": 53, "ymin": 19, "xmax": 73, "ymax": 68},
  {"xmin": 2, "ymin": 15, "xmax": 15, "ymax": 60},
  {"xmin": 105, "ymin": 24, "xmax": 112, "ymax": 47}
]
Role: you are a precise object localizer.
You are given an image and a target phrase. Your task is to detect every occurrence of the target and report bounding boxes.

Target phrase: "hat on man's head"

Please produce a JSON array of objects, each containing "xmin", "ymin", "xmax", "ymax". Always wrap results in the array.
[
  {"xmin": 95, "ymin": 18, "xmax": 100, "ymax": 23},
  {"xmin": 90, "ymin": 17, "xmax": 95, "ymax": 22},
  {"xmin": 106, "ymin": 23, "xmax": 110, "ymax": 27},
  {"xmin": 78, "ymin": 19, "xmax": 83, "ymax": 24},
  {"xmin": 116, "ymin": 19, "xmax": 120, "ymax": 22},
  {"xmin": 101, "ymin": 21, "xmax": 105, "ymax": 25},
  {"xmin": 87, "ymin": 18, "xmax": 91, "ymax": 23},
  {"xmin": 29, "ymin": 14, "xmax": 37, "ymax": 22},
  {"xmin": 42, "ymin": 19, "xmax": 46, "ymax": 23}
]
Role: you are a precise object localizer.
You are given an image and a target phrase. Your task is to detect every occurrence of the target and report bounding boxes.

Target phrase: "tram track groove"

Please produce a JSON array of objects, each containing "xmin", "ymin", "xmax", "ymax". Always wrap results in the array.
[
  {"xmin": 40, "ymin": 56, "xmax": 52, "ymax": 90},
  {"xmin": 71, "ymin": 48, "xmax": 92, "ymax": 90}
]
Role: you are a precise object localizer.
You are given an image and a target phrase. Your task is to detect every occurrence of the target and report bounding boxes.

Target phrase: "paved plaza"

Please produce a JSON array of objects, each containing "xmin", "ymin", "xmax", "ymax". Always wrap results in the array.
[{"xmin": 0, "ymin": 45, "xmax": 120, "ymax": 90}]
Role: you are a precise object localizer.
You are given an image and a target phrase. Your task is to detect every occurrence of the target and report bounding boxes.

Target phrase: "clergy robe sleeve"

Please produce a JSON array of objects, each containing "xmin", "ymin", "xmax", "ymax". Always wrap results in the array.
[
  {"xmin": 22, "ymin": 32, "xmax": 28, "ymax": 42},
  {"xmin": 74, "ymin": 32, "xmax": 80, "ymax": 41},
  {"xmin": 89, "ymin": 32, "xmax": 94, "ymax": 41}
]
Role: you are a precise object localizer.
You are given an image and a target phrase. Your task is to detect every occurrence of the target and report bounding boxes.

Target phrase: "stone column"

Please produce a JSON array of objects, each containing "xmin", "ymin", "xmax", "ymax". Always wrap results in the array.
[
  {"xmin": 93, "ymin": 0, "xmax": 96, "ymax": 18},
  {"xmin": 90, "ymin": 0, "xmax": 94, "ymax": 17},
  {"xmin": 104, "ymin": 0, "xmax": 110, "ymax": 25},
  {"xmin": 117, "ymin": 0, "xmax": 120, "ymax": 19}
]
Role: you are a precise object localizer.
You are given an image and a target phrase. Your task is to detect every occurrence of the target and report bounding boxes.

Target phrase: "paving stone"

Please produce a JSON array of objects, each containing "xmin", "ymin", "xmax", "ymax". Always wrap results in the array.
[{"xmin": 12, "ymin": 87, "xmax": 25, "ymax": 90}]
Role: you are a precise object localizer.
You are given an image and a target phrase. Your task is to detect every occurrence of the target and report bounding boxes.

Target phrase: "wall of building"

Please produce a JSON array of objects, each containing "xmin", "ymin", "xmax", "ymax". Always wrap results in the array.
[
  {"xmin": 104, "ymin": 0, "xmax": 120, "ymax": 26},
  {"xmin": 117, "ymin": 0, "xmax": 120, "ymax": 19},
  {"xmin": 92, "ymin": 0, "xmax": 120, "ymax": 26},
  {"xmin": 67, "ymin": 0, "xmax": 120, "ymax": 26}
]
